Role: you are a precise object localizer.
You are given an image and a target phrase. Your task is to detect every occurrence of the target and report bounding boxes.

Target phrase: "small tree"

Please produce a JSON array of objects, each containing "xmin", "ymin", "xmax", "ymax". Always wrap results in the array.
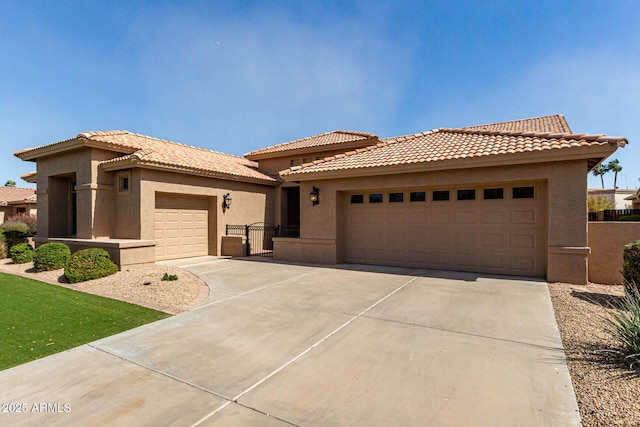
[
  {"xmin": 592, "ymin": 164, "xmax": 608, "ymax": 189},
  {"xmin": 4, "ymin": 180, "xmax": 16, "ymax": 187},
  {"xmin": 607, "ymin": 159, "xmax": 622, "ymax": 189},
  {"xmin": 588, "ymin": 195, "xmax": 615, "ymax": 212}
]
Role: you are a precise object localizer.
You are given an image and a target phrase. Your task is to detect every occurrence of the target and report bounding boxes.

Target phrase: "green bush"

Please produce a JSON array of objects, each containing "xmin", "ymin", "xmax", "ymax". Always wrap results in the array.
[
  {"xmin": 601, "ymin": 285, "xmax": 640, "ymax": 369},
  {"xmin": 162, "ymin": 273, "xmax": 178, "ymax": 281},
  {"xmin": 34, "ymin": 243, "xmax": 71, "ymax": 272},
  {"xmin": 0, "ymin": 229, "xmax": 6, "ymax": 259},
  {"xmin": 0, "ymin": 221, "xmax": 30, "ymax": 250},
  {"xmin": 64, "ymin": 248, "xmax": 118, "ymax": 283},
  {"xmin": 623, "ymin": 241, "xmax": 640, "ymax": 291},
  {"xmin": 9, "ymin": 243, "xmax": 34, "ymax": 264},
  {"xmin": 619, "ymin": 214, "xmax": 640, "ymax": 222},
  {"xmin": 6, "ymin": 213, "xmax": 37, "ymax": 236}
]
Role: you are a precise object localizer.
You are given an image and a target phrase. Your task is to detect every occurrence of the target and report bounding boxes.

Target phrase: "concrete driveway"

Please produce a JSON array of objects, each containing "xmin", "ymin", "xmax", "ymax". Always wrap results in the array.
[{"xmin": 0, "ymin": 258, "xmax": 580, "ymax": 426}]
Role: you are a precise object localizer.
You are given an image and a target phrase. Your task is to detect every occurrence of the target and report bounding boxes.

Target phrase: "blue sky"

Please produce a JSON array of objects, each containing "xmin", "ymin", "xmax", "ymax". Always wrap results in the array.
[{"xmin": 2, "ymin": 0, "xmax": 639, "ymax": 189}]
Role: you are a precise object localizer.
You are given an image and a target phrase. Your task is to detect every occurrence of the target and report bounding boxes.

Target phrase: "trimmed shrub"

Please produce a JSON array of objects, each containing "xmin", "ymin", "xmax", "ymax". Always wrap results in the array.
[
  {"xmin": 64, "ymin": 248, "xmax": 118, "ymax": 283},
  {"xmin": 623, "ymin": 241, "xmax": 640, "ymax": 291},
  {"xmin": 0, "ymin": 229, "xmax": 6, "ymax": 259},
  {"xmin": 619, "ymin": 214, "xmax": 640, "ymax": 222},
  {"xmin": 34, "ymin": 243, "xmax": 71, "ymax": 272},
  {"xmin": 9, "ymin": 243, "xmax": 34, "ymax": 264},
  {"xmin": 0, "ymin": 221, "xmax": 30, "ymax": 250},
  {"xmin": 7, "ymin": 213, "xmax": 37, "ymax": 236}
]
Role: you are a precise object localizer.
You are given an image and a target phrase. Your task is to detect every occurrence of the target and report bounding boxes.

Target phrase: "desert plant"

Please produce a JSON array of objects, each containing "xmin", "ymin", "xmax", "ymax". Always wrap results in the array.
[
  {"xmin": 64, "ymin": 248, "xmax": 118, "ymax": 283},
  {"xmin": 161, "ymin": 273, "xmax": 178, "ymax": 281},
  {"xmin": 601, "ymin": 284, "xmax": 640, "ymax": 369},
  {"xmin": 623, "ymin": 241, "xmax": 640, "ymax": 290},
  {"xmin": 9, "ymin": 243, "xmax": 34, "ymax": 264},
  {"xmin": 587, "ymin": 195, "xmax": 616, "ymax": 212},
  {"xmin": 34, "ymin": 243, "xmax": 71, "ymax": 272}
]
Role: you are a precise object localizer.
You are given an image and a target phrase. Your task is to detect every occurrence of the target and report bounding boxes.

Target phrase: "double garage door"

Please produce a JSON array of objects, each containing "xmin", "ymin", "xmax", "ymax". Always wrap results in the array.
[
  {"xmin": 345, "ymin": 183, "xmax": 547, "ymax": 277},
  {"xmin": 155, "ymin": 194, "xmax": 209, "ymax": 260}
]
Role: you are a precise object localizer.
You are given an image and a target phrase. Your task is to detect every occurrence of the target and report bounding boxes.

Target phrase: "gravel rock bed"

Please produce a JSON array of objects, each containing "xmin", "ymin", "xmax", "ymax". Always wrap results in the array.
[
  {"xmin": 0, "ymin": 258, "xmax": 206, "ymax": 314},
  {"xmin": 549, "ymin": 283, "xmax": 640, "ymax": 426}
]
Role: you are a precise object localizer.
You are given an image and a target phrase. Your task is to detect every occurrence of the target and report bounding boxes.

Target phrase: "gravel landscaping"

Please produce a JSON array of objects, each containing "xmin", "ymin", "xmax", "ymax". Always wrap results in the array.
[
  {"xmin": 549, "ymin": 283, "xmax": 640, "ymax": 426},
  {"xmin": 0, "ymin": 259, "xmax": 207, "ymax": 314}
]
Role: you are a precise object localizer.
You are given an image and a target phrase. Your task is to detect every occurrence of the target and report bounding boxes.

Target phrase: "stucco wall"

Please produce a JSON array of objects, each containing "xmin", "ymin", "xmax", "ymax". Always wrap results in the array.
[
  {"xmin": 280, "ymin": 159, "xmax": 590, "ymax": 283},
  {"xmin": 138, "ymin": 169, "xmax": 276, "ymax": 256},
  {"xmin": 35, "ymin": 147, "xmax": 119, "ymax": 239},
  {"xmin": 588, "ymin": 222, "xmax": 640, "ymax": 284}
]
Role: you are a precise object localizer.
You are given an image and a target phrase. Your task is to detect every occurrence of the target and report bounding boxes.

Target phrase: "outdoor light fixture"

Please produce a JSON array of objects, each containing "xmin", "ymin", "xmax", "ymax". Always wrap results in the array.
[
  {"xmin": 310, "ymin": 186, "xmax": 319, "ymax": 206},
  {"xmin": 223, "ymin": 193, "xmax": 232, "ymax": 210}
]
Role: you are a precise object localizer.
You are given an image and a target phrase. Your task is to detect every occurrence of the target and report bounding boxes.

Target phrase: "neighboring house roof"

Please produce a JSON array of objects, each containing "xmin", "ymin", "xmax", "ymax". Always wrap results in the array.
[
  {"xmin": 281, "ymin": 127, "xmax": 627, "ymax": 179},
  {"xmin": 625, "ymin": 189, "xmax": 640, "ymax": 201},
  {"xmin": 244, "ymin": 130, "xmax": 378, "ymax": 160},
  {"xmin": 16, "ymin": 131, "xmax": 278, "ymax": 185},
  {"xmin": 461, "ymin": 114, "xmax": 571, "ymax": 133},
  {"xmin": 0, "ymin": 187, "xmax": 37, "ymax": 206}
]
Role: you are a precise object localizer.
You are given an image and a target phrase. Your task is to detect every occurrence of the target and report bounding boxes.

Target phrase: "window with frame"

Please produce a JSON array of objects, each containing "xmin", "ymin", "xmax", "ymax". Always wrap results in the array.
[
  {"xmin": 369, "ymin": 193, "xmax": 383, "ymax": 203},
  {"xmin": 432, "ymin": 190, "xmax": 449, "ymax": 201},
  {"xmin": 513, "ymin": 186, "xmax": 535, "ymax": 199},
  {"xmin": 483, "ymin": 188, "xmax": 504, "ymax": 200},
  {"xmin": 350, "ymin": 194, "xmax": 364, "ymax": 204},
  {"xmin": 409, "ymin": 191, "xmax": 426, "ymax": 202},
  {"xmin": 117, "ymin": 172, "xmax": 131, "ymax": 195},
  {"xmin": 389, "ymin": 192, "xmax": 404, "ymax": 203},
  {"xmin": 457, "ymin": 189, "xmax": 476, "ymax": 200}
]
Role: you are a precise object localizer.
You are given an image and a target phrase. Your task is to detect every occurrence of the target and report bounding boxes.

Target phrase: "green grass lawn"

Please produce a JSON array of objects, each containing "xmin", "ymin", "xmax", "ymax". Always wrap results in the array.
[{"xmin": 0, "ymin": 272, "xmax": 170, "ymax": 370}]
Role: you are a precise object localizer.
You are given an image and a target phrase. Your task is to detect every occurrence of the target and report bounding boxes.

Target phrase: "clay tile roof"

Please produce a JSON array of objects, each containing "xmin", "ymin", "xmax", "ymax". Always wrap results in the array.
[
  {"xmin": 244, "ymin": 130, "xmax": 378, "ymax": 158},
  {"xmin": 625, "ymin": 189, "xmax": 640, "ymax": 200},
  {"xmin": 0, "ymin": 187, "xmax": 37, "ymax": 206},
  {"xmin": 462, "ymin": 114, "xmax": 571, "ymax": 133},
  {"xmin": 282, "ymin": 127, "xmax": 627, "ymax": 176},
  {"xmin": 20, "ymin": 171, "xmax": 37, "ymax": 182},
  {"xmin": 18, "ymin": 131, "xmax": 277, "ymax": 184}
]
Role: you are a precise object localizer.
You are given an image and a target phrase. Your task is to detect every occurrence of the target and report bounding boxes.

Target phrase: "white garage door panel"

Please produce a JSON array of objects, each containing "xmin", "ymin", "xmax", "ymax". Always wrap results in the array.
[
  {"xmin": 155, "ymin": 194, "xmax": 209, "ymax": 261},
  {"xmin": 345, "ymin": 183, "xmax": 547, "ymax": 277}
]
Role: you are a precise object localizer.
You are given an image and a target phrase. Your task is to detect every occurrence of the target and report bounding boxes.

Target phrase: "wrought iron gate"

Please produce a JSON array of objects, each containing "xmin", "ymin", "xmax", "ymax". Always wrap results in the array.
[{"xmin": 226, "ymin": 223, "xmax": 299, "ymax": 257}]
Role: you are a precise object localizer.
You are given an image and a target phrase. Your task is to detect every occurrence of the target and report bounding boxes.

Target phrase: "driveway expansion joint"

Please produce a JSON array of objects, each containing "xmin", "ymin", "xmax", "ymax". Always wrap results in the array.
[
  {"xmin": 360, "ymin": 314, "xmax": 565, "ymax": 351},
  {"xmin": 88, "ymin": 344, "xmax": 228, "ymax": 401}
]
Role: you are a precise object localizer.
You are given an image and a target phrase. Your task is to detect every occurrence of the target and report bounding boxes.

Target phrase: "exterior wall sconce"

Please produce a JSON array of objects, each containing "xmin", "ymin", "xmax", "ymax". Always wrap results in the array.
[
  {"xmin": 223, "ymin": 193, "xmax": 232, "ymax": 211},
  {"xmin": 310, "ymin": 186, "xmax": 319, "ymax": 206}
]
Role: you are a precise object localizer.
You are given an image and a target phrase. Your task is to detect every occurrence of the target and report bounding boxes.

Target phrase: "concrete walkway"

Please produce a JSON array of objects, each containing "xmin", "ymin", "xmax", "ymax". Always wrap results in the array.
[{"xmin": 0, "ymin": 259, "xmax": 580, "ymax": 426}]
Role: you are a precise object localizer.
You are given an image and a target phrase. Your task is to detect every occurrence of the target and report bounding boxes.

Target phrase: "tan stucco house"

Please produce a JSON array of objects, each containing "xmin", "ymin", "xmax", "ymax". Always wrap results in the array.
[
  {"xmin": 0, "ymin": 186, "xmax": 37, "ymax": 223},
  {"xmin": 625, "ymin": 189, "xmax": 640, "ymax": 210},
  {"xmin": 14, "ymin": 114, "xmax": 626, "ymax": 284}
]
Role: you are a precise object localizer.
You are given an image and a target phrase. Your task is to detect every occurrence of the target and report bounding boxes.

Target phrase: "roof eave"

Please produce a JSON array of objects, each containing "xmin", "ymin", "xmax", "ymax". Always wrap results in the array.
[
  {"xmin": 14, "ymin": 139, "xmax": 85, "ymax": 162},
  {"xmin": 282, "ymin": 144, "xmax": 620, "ymax": 182},
  {"xmin": 245, "ymin": 138, "xmax": 379, "ymax": 161},
  {"xmin": 100, "ymin": 159, "xmax": 280, "ymax": 186},
  {"xmin": 14, "ymin": 137, "xmax": 138, "ymax": 162}
]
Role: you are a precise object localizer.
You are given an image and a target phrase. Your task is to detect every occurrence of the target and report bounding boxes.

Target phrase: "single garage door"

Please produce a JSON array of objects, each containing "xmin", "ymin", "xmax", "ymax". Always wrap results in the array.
[
  {"xmin": 345, "ymin": 183, "xmax": 547, "ymax": 277},
  {"xmin": 155, "ymin": 194, "xmax": 209, "ymax": 260}
]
